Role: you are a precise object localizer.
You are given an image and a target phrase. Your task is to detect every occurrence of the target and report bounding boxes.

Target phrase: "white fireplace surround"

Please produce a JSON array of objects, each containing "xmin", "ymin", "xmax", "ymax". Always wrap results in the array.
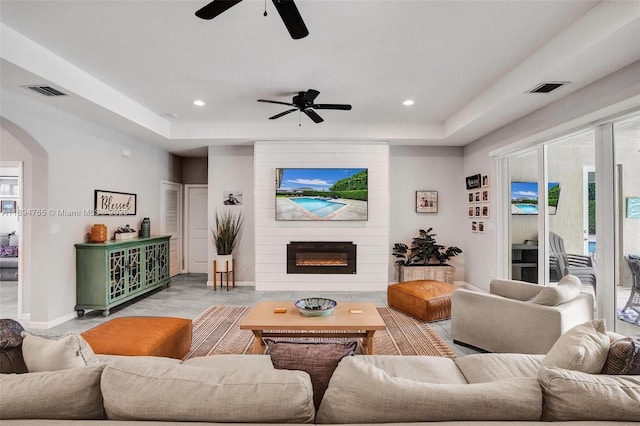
[{"xmin": 254, "ymin": 142, "xmax": 390, "ymax": 292}]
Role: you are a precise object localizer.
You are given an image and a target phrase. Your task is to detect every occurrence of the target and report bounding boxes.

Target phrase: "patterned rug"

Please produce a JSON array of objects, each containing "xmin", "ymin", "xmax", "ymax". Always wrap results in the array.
[{"xmin": 184, "ymin": 305, "xmax": 456, "ymax": 359}]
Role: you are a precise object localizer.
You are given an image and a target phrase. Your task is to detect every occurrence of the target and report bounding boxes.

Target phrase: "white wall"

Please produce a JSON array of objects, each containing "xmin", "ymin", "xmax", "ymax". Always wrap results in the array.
[
  {"xmin": 254, "ymin": 142, "xmax": 389, "ymax": 292},
  {"xmin": 207, "ymin": 145, "xmax": 255, "ymax": 284},
  {"xmin": 463, "ymin": 60, "xmax": 640, "ymax": 291},
  {"xmin": 1, "ymin": 89, "xmax": 176, "ymax": 327},
  {"xmin": 389, "ymin": 146, "xmax": 466, "ymax": 282}
]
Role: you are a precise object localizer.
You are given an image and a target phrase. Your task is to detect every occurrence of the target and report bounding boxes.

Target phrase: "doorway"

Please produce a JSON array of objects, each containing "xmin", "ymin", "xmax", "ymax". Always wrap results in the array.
[
  {"xmin": 185, "ymin": 185, "xmax": 208, "ymax": 273},
  {"xmin": 161, "ymin": 181, "xmax": 183, "ymax": 277}
]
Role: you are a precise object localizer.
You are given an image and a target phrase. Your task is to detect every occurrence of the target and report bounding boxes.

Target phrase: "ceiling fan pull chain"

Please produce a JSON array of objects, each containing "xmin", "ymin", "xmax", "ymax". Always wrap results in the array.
[
  {"xmin": 299, "ymin": 111, "xmax": 301, "ymax": 127},
  {"xmin": 264, "ymin": 0, "xmax": 267, "ymax": 17}
]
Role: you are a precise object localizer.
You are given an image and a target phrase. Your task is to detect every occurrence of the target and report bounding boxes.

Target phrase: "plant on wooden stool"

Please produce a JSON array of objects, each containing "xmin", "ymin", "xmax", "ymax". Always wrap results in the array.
[
  {"xmin": 392, "ymin": 228, "xmax": 462, "ymax": 266},
  {"xmin": 211, "ymin": 211, "xmax": 244, "ymax": 255}
]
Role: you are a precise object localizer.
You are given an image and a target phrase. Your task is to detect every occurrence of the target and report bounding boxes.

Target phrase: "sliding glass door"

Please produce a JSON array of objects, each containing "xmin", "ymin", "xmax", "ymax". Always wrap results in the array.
[
  {"xmin": 614, "ymin": 113, "xmax": 640, "ymax": 334},
  {"xmin": 502, "ymin": 110, "xmax": 640, "ymax": 333}
]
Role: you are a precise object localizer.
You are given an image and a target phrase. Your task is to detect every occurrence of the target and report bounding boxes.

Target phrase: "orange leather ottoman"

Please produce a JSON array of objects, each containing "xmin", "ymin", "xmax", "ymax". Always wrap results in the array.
[
  {"xmin": 81, "ymin": 316, "xmax": 192, "ymax": 359},
  {"xmin": 387, "ymin": 280, "xmax": 457, "ymax": 322}
]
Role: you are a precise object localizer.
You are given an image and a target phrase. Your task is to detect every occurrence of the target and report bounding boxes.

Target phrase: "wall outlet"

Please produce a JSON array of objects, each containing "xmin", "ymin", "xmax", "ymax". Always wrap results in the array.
[{"xmin": 50, "ymin": 224, "xmax": 60, "ymax": 234}]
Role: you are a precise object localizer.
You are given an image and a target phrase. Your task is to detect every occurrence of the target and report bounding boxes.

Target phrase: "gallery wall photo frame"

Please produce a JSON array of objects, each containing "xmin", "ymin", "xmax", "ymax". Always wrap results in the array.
[
  {"xmin": 482, "ymin": 175, "xmax": 489, "ymax": 187},
  {"xmin": 223, "ymin": 191, "xmax": 243, "ymax": 205},
  {"xmin": 627, "ymin": 197, "xmax": 640, "ymax": 218},
  {"xmin": 94, "ymin": 190, "xmax": 137, "ymax": 216},
  {"xmin": 1, "ymin": 200, "xmax": 16, "ymax": 214},
  {"xmin": 416, "ymin": 190, "xmax": 438, "ymax": 213}
]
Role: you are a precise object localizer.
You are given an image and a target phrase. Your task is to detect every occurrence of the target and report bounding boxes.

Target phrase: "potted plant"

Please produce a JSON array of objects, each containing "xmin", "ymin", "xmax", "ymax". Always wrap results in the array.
[
  {"xmin": 211, "ymin": 210, "xmax": 244, "ymax": 271},
  {"xmin": 392, "ymin": 228, "xmax": 462, "ymax": 282}
]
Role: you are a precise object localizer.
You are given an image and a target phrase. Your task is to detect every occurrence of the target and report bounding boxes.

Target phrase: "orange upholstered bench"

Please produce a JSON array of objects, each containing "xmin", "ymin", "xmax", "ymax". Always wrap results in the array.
[
  {"xmin": 387, "ymin": 280, "xmax": 457, "ymax": 322},
  {"xmin": 81, "ymin": 316, "xmax": 192, "ymax": 359}
]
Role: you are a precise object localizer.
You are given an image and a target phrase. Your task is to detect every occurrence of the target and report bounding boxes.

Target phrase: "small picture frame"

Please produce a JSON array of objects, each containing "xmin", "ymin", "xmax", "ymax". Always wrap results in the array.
[
  {"xmin": 416, "ymin": 191, "xmax": 438, "ymax": 213},
  {"xmin": 468, "ymin": 206, "xmax": 474, "ymax": 218},
  {"xmin": 468, "ymin": 192, "xmax": 474, "ymax": 203},
  {"xmin": 482, "ymin": 205, "xmax": 489, "ymax": 218},
  {"xmin": 627, "ymin": 197, "xmax": 640, "ymax": 218},
  {"xmin": 482, "ymin": 175, "xmax": 489, "ymax": 187},
  {"xmin": 223, "ymin": 191, "xmax": 243, "ymax": 205},
  {"xmin": 471, "ymin": 221, "xmax": 478, "ymax": 233},
  {"xmin": 474, "ymin": 191, "xmax": 481, "ymax": 203},
  {"xmin": 1, "ymin": 200, "xmax": 16, "ymax": 214},
  {"xmin": 475, "ymin": 206, "xmax": 481, "ymax": 217},
  {"xmin": 478, "ymin": 221, "xmax": 485, "ymax": 233},
  {"xmin": 482, "ymin": 189, "xmax": 489, "ymax": 203}
]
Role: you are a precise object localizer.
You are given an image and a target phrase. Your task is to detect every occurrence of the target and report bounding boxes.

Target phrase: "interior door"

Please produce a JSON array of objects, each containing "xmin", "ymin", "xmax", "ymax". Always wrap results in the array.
[
  {"xmin": 160, "ymin": 181, "xmax": 183, "ymax": 277},
  {"xmin": 185, "ymin": 185, "xmax": 209, "ymax": 273}
]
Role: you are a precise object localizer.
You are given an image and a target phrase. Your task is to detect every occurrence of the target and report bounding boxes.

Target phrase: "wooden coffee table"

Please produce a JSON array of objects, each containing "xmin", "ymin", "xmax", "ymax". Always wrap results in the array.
[{"xmin": 240, "ymin": 301, "xmax": 386, "ymax": 355}]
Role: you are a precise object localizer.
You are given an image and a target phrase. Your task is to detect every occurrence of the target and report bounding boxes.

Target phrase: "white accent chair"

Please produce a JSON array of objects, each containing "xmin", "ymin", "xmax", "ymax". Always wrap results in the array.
[{"xmin": 451, "ymin": 278, "xmax": 594, "ymax": 354}]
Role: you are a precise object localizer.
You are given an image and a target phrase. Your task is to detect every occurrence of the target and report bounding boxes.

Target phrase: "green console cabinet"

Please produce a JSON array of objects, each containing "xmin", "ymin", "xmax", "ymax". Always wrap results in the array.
[{"xmin": 75, "ymin": 236, "xmax": 171, "ymax": 317}]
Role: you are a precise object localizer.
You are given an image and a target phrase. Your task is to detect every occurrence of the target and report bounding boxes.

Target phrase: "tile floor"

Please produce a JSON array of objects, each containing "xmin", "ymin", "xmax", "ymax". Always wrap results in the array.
[{"xmin": 1, "ymin": 273, "xmax": 481, "ymax": 357}]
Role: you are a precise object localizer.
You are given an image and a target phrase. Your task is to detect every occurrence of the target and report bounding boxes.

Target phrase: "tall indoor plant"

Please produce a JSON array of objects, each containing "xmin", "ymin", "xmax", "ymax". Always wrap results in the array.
[{"xmin": 211, "ymin": 210, "xmax": 244, "ymax": 271}]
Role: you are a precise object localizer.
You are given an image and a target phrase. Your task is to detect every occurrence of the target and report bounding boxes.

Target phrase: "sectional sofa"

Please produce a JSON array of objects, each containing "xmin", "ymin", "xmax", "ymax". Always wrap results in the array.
[{"xmin": 1, "ymin": 350, "xmax": 638, "ymax": 424}]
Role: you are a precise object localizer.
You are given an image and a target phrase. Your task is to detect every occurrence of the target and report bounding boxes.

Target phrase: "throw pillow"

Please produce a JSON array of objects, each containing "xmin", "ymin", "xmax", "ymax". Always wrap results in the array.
[
  {"xmin": 531, "ymin": 274, "xmax": 582, "ymax": 306},
  {"xmin": 0, "ymin": 319, "xmax": 28, "ymax": 374},
  {"xmin": 21, "ymin": 332, "xmax": 99, "ymax": 372},
  {"xmin": 601, "ymin": 336, "xmax": 640, "ymax": 375},
  {"xmin": 265, "ymin": 339, "xmax": 357, "ymax": 410},
  {"xmin": 542, "ymin": 319, "xmax": 610, "ymax": 373}
]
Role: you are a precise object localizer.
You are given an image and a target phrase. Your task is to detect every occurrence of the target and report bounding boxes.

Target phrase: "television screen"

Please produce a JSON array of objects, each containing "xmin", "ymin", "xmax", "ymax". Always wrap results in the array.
[
  {"xmin": 276, "ymin": 168, "xmax": 368, "ymax": 221},
  {"xmin": 511, "ymin": 181, "xmax": 561, "ymax": 215}
]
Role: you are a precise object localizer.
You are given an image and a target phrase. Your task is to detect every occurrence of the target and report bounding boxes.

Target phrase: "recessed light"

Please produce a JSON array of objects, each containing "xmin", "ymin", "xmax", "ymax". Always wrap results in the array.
[
  {"xmin": 193, "ymin": 100, "xmax": 206, "ymax": 106},
  {"xmin": 403, "ymin": 100, "xmax": 414, "ymax": 106}
]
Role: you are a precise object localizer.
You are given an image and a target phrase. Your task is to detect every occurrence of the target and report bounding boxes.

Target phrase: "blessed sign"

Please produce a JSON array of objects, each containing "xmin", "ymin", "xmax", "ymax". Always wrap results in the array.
[
  {"xmin": 94, "ymin": 190, "xmax": 137, "ymax": 216},
  {"xmin": 465, "ymin": 174, "xmax": 482, "ymax": 190}
]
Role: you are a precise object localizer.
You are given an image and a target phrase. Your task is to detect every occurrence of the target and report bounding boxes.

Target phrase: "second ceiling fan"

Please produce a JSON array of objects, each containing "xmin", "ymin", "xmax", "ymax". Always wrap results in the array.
[{"xmin": 195, "ymin": 0, "xmax": 309, "ymax": 39}]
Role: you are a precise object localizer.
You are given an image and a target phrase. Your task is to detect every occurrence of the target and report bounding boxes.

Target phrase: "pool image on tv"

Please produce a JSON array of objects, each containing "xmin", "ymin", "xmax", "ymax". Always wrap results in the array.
[
  {"xmin": 511, "ymin": 181, "xmax": 561, "ymax": 215},
  {"xmin": 276, "ymin": 168, "xmax": 368, "ymax": 221}
]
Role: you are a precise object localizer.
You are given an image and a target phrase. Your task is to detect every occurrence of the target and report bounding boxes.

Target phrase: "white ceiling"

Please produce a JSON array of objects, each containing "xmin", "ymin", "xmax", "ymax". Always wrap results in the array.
[{"xmin": 1, "ymin": 0, "xmax": 639, "ymax": 156}]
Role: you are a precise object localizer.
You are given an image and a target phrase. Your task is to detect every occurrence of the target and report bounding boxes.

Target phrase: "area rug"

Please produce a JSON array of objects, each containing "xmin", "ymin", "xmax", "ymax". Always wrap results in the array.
[{"xmin": 184, "ymin": 306, "xmax": 456, "ymax": 359}]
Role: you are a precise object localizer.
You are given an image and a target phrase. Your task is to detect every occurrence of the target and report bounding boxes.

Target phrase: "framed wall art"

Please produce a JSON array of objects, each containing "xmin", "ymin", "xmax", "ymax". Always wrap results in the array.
[
  {"xmin": 482, "ymin": 189, "xmax": 489, "ymax": 203},
  {"xmin": 482, "ymin": 175, "xmax": 489, "ymax": 187},
  {"xmin": 223, "ymin": 191, "xmax": 242, "ymax": 205},
  {"xmin": 416, "ymin": 190, "xmax": 438, "ymax": 213},
  {"xmin": 1, "ymin": 200, "xmax": 16, "ymax": 214},
  {"xmin": 94, "ymin": 190, "xmax": 137, "ymax": 216}
]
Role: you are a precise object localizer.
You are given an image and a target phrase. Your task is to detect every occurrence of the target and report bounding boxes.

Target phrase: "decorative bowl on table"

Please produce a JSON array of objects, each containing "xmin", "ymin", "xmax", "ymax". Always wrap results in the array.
[{"xmin": 295, "ymin": 298, "xmax": 338, "ymax": 317}]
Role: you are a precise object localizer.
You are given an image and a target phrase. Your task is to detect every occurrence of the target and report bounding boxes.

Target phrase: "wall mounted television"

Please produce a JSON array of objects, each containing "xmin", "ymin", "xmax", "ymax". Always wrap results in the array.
[
  {"xmin": 511, "ymin": 181, "xmax": 561, "ymax": 215},
  {"xmin": 275, "ymin": 168, "xmax": 368, "ymax": 221}
]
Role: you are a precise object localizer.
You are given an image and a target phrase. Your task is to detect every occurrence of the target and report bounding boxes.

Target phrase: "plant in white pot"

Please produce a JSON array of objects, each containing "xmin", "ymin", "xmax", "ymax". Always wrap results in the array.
[{"xmin": 211, "ymin": 210, "xmax": 243, "ymax": 271}]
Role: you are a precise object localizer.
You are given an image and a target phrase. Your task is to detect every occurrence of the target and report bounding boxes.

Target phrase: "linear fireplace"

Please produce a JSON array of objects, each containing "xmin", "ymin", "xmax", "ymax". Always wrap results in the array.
[{"xmin": 287, "ymin": 242, "xmax": 357, "ymax": 274}]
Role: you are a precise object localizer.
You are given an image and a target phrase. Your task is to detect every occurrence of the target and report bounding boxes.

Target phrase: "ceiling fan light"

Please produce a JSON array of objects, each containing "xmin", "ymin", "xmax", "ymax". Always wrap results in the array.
[
  {"xmin": 403, "ymin": 100, "xmax": 414, "ymax": 106},
  {"xmin": 193, "ymin": 100, "xmax": 206, "ymax": 106}
]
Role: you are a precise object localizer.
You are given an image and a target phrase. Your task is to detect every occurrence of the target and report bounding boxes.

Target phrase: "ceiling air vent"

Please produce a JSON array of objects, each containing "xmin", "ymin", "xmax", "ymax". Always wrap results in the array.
[
  {"xmin": 23, "ymin": 85, "xmax": 68, "ymax": 97},
  {"xmin": 528, "ymin": 81, "xmax": 570, "ymax": 94}
]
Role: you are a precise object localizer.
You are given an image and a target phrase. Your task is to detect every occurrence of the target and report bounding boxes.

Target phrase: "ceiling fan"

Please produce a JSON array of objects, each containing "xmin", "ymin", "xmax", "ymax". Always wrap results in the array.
[
  {"xmin": 195, "ymin": 0, "xmax": 309, "ymax": 40},
  {"xmin": 258, "ymin": 89, "xmax": 352, "ymax": 124}
]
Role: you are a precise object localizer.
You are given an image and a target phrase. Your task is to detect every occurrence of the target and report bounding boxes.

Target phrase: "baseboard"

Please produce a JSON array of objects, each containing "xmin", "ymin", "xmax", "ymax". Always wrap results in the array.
[
  {"xmin": 28, "ymin": 311, "xmax": 78, "ymax": 330},
  {"xmin": 207, "ymin": 280, "xmax": 254, "ymax": 287}
]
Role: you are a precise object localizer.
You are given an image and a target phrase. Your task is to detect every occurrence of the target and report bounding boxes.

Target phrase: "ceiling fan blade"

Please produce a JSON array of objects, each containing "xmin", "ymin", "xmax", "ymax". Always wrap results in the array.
[
  {"xmin": 272, "ymin": 0, "xmax": 309, "ymax": 39},
  {"xmin": 258, "ymin": 99, "xmax": 296, "ymax": 107},
  {"xmin": 195, "ymin": 0, "xmax": 243, "ymax": 20},
  {"xmin": 303, "ymin": 89, "xmax": 320, "ymax": 103},
  {"xmin": 312, "ymin": 104, "xmax": 352, "ymax": 110},
  {"xmin": 269, "ymin": 109, "xmax": 297, "ymax": 120},
  {"xmin": 304, "ymin": 109, "xmax": 324, "ymax": 123}
]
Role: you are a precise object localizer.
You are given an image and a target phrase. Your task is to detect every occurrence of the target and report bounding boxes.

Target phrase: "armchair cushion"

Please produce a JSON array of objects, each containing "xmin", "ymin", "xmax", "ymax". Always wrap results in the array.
[
  {"xmin": 531, "ymin": 274, "xmax": 582, "ymax": 306},
  {"xmin": 542, "ymin": 319, "xmax": 609, "ymax": 373}
]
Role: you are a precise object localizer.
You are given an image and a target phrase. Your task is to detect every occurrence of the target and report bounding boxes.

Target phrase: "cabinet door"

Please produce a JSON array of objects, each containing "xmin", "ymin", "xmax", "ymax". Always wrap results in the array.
[
  {"xmin": 127, "ymin": 245, "xmax": 143, "ymax": 293},
  {"xmin": 108, "ymin": 248, "xmax": 128, "ymax": 302},
  {"xmin": 144, "ymin": 243, "xmax": 158, "ymax": 287},
  {"xmin": 157, "ymin": 240, "xmax": 169, "ymax": 281}
]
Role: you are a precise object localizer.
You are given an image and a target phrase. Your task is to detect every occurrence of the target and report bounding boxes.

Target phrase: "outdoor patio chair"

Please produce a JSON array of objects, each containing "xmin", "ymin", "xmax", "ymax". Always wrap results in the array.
[
  {"xmin": 622, "ymin": 255, "xmax": 640, "ymax": 323},
  {"xmin": 549, "ymin": 232, "xmax": 596, "ymax": 289}
]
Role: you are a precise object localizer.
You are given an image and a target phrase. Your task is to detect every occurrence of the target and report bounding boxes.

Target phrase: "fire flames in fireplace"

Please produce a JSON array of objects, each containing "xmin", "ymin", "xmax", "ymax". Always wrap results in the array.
[{"xmin": 287, "ymin": 242, "xmax": 356, "ymax": 274}]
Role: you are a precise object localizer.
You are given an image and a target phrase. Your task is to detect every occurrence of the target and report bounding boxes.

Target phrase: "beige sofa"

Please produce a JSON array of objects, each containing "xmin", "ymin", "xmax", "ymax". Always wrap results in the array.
[
  {"xmin": 1, "ymin": 351, "xmax": 638, "ymax": 424},
  {"xmin": 451, "ymin": 278, "xmax": 594, "ymax": 354}
]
